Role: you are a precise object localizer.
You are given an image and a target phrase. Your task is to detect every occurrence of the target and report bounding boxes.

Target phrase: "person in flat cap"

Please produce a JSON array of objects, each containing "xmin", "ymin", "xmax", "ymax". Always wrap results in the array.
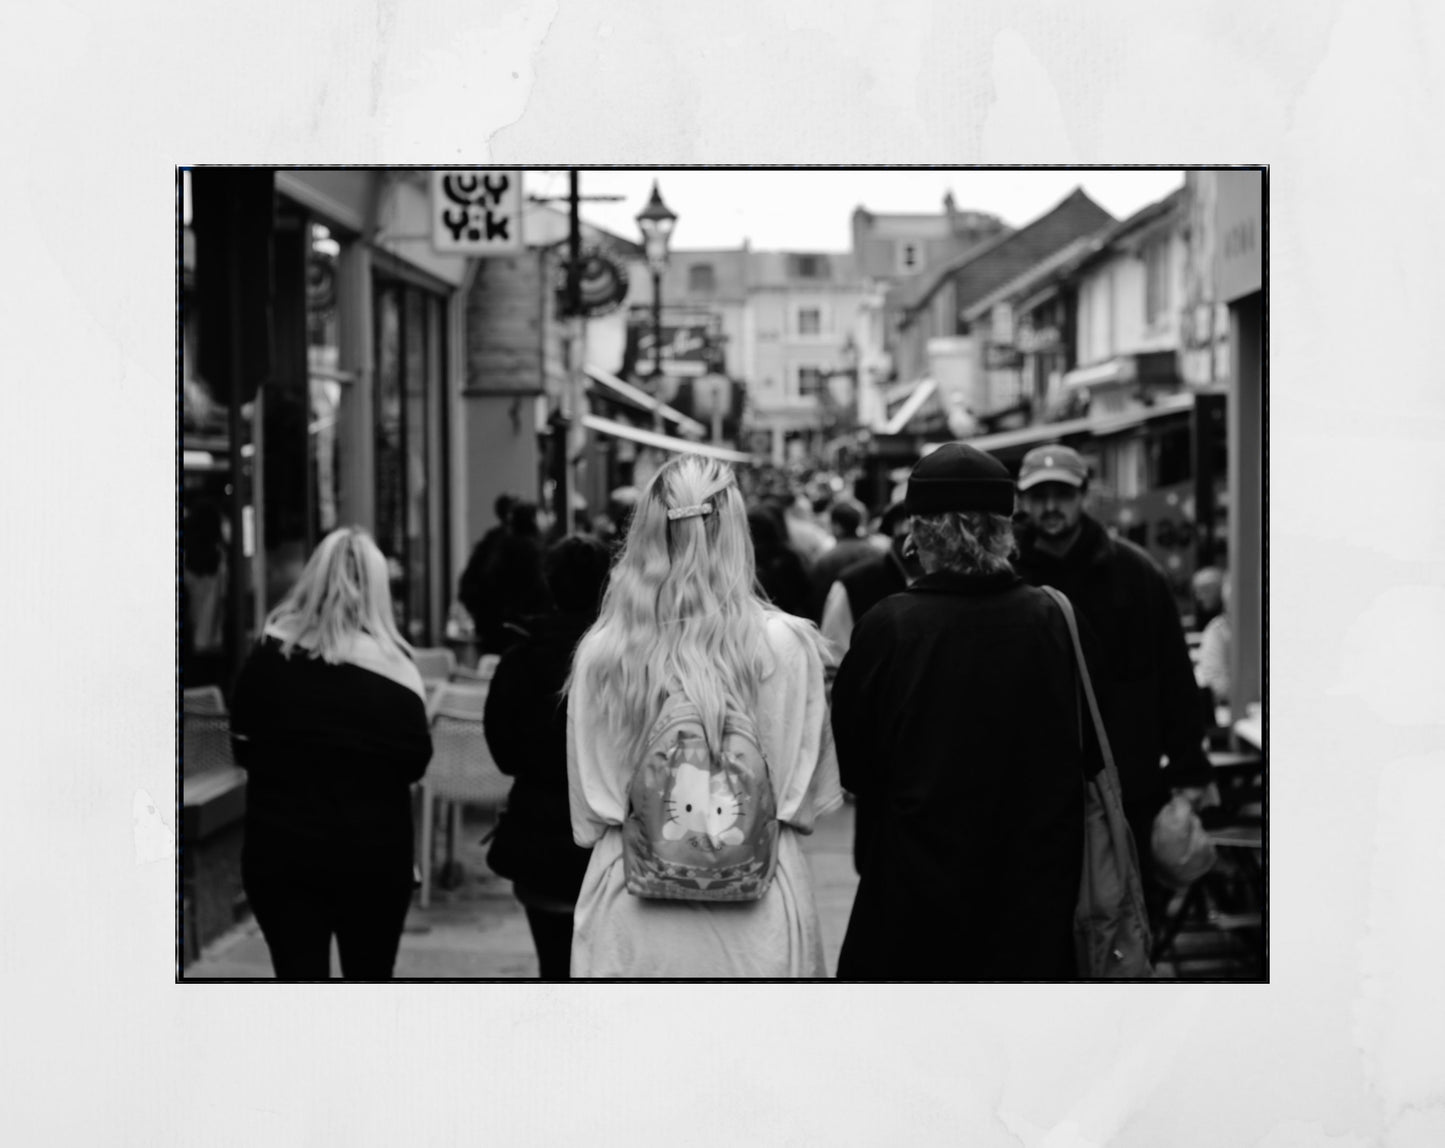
[
  {"xmin": 832, "ymin": 442, "xmax": 1108, "ymax": 979},
  {"xmin": 1013, "ymin": 444, "xmax": 1213, "ymax": 931}
]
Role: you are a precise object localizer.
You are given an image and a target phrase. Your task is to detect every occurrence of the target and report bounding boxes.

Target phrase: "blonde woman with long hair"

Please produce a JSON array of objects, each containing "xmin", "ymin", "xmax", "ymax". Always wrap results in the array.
[
  {"xmin": 228, "ymin": 527, "xmax": 433, "ymax": 980},
  {"xmin": 566, "ymin": 455, "xmax": 842, "ymax": 977}
]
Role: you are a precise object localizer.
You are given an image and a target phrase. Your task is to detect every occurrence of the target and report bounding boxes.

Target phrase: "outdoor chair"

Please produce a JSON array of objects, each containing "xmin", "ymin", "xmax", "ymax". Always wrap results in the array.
[
  {"xmin": 417, "ymin": 681, "xmax": 513, "ymax": 907},
  {"xmin": 413, "ymin": 646, "xmax": 458, "ymax": 685},
  {"xmin": 1152, "ymin": 747, "xmax": 1264, "ymax": 977},
  {"xmin": 450, "ymin": 653, "xmax": 501, "ymax": 683},
  {"xmin": 182, "ymin": 686, "xmax": 234, "ymax": 777}
]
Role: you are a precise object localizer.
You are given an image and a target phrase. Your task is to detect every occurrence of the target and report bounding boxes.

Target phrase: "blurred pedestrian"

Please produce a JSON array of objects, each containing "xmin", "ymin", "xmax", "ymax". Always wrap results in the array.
[
  {"xmin": 566, "ymin": 454, "xmax": 841, "ymax": 977},
  {"xmin": 747, "ymin": 506, "xmax": 813, "ymax": 619},
  {"xmin": 1191, "ymin": 565, "xmax": 1225, "ymax": 631},
  {"xmin": 781, "ymin": 492, "xmax": 834, "ymax": 566},
  {"xmin": 484, "ymin": 535, "xmax": 612, "ymax": 979},
  {"xmin": 818, "ymin": 501, "xmax": 920, "ymax": 665},
  {"xmin": 1012, "ymin": 444, "xmax": 1212, "ymax": 927},
  {"xmin": 1196, "ymin": 575, "xmax": 1232, "ymax": 706},
  {"xmin": 832, "ymin": 444, "xmax": 1100, "ymax": 979},
  {"xmin": 478, "ymin": 500, "xmax": 556, "ymax": 655},
  {"xmin": 229, "ymin": 527, "xmax": 433, "ymax": 980},
  {"xmin": 458, "ymin": 493, "xmax": 518, "ymax": 649},
  {"xmin": 805, "ymin": 498, "xmax": 876, "ymax": 623}
]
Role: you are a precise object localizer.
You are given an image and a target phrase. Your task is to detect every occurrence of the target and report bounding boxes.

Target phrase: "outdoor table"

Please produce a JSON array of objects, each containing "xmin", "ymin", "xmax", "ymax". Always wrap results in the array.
[{"xmin": 1233, "ymin": 715, "xmax": 1262, "ymax": 751}]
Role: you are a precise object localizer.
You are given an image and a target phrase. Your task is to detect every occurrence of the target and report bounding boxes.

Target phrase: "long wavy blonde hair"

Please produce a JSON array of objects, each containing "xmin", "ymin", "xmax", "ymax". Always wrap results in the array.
[
  {"xmin": 570, "ymin": 454, "xmax": 814, "ymax": 764},
  {"xmin": 263, "ymin": 526, "xmax": 414, "ymax": 665}
]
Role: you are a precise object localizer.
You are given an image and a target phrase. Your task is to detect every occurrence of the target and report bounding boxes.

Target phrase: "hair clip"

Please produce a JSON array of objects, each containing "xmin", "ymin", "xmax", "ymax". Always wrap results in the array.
[{"xmin": 666, "ymin": 502, "xmax": 714, "ymax": 521}]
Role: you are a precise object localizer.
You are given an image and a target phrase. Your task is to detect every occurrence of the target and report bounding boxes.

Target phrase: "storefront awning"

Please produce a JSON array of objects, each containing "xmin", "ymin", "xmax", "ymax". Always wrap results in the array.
[
  {"xmin": 581, "ymin": 414, "xmax": 754, "ymax": 464},
  {"xmin": 964, "ymin": 393, "xmax": 1195, "ymax": 453},
  {"xmin": 1063, "ymin": 357, "xmax": 1136, "ymax": 390},
  {"xmin": 584, "ymin": 365, "xmax": 707, "ymax": 439},
  {"xmin": 880, "ymin": 377, "xmax": 938, "ymax": 435}
]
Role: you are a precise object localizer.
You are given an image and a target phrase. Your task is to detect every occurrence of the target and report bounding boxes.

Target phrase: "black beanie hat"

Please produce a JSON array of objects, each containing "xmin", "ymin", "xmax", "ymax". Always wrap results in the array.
[{"xmin": 905, "ymin": 442, "xmax": 1015, "ymax": 516}]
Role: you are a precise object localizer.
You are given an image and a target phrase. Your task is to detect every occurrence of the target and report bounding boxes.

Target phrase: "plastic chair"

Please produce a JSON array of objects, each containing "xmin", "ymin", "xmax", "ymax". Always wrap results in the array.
[
  {"xmin": 182, "ymin": 686, "xmax": 227, "ymax": 715},
  {"xmin": 450, "ymin": 653, "xmax": 501, "ymax": 683},
  {"xmin": 417, "ymin": 681, "xmax": 513, "ymax": 906},
  {"xmin": 413, "ymin": 647, "xmax": 458, "ymax": 684},
  {"xmin": 182, "ymin": 687, "xmax": 233, "ymax": 778}
]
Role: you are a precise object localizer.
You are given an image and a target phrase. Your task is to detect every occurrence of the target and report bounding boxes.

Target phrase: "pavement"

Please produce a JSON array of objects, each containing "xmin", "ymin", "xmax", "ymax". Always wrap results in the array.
[
  {"xmin": 185, "ymin": 797, "xmax": 1258, "ymax": 979},
  {"xmin": 184, "ymin": 801, "xmax": 862, "ymax": 980}
]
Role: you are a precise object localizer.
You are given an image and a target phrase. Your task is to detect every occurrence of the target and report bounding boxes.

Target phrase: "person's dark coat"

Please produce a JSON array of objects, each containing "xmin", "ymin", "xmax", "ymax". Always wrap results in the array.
[
  {"xmin": 831, "ymin": 569, "xmax": 1104, "ymax": 980},
  {"xmin": 1014, "ymin": 512, "xmax": 1212, "ymax": 881},
  {"xmin": 229, "ymin": 638, "xmax": 433, "ymax": 881},
  {"xmin": 807, "ymin": 538, "xmax": 878, "ymax": 622},
  {"xmin": 458, "ymin": 524, "xmax": 508, "ymax": 633},
  {"xmin": 482, "ymin": 611, "xmax": 594, "ymax": 903},
  {"xmin": 748, "ymin": 508, "xmax": 812, "ymax": 619}
]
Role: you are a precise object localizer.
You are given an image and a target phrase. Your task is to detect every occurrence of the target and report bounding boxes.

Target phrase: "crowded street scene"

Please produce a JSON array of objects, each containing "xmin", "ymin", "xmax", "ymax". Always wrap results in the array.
[{"xmin": 181, "ymin": 166, "xmax": 1264, "ymax": 981}]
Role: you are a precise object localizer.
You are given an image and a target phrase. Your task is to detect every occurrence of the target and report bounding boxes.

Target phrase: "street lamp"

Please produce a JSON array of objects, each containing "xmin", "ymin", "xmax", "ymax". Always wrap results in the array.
[{"xmin": 635, "ymin": 181, "xmax": 677, "ymax": 414}]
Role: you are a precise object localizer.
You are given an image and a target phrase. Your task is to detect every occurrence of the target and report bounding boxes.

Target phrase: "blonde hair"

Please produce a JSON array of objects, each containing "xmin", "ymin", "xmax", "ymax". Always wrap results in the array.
[
  {"xmin": 263, "ymin": 527, "xmax": 414, "ymax": 665},
  {"xmin": 570, "ymin": 454, "xmax": 821, "ymax": 764}
]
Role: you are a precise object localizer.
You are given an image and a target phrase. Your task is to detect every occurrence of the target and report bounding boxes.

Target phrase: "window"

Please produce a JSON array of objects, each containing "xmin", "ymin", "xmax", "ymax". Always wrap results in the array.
[
  {"xmin": 797, "ymin": 366, "xmax": 826, "ymax": 398},
  {"xmin": 374, "ymin": 277, "xmax": 448, "ymax": 645},
  {"xmin": 1145, "ymin": 236, "xmax": 1171, "ymax": 326},
  {"xmin": 789, "ymin": 253, "xmax": 830, "ymax": 279},
  {"xmin": 688, "ymin": 263, "xmax": 715, "ymax": 294},
  {"xmin": 797, "ymin": 306, "xmax": 822, "ymax": 336},
  {"xmin": 896, "ymin": 241, "xmax": 923, "ymax": 274}
]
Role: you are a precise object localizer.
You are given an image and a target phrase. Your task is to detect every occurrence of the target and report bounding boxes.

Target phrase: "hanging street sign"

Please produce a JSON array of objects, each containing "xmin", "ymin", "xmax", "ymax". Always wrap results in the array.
[{"xmin": 432, "ymin": 170, "xmax": 524, "ymax": 255}]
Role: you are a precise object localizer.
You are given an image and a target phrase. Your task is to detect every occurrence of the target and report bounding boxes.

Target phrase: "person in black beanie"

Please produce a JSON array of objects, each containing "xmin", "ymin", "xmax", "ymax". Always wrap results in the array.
[{"xmin": 833, "ymin": 443, "xmax": 1108, "ymax": 979}]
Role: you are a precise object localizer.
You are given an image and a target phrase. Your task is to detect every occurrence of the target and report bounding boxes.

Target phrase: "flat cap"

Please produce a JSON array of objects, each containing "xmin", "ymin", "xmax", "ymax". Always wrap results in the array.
[{"xmin": 905, "ymin": 442, "xmax": 1015, "ymax": 516}]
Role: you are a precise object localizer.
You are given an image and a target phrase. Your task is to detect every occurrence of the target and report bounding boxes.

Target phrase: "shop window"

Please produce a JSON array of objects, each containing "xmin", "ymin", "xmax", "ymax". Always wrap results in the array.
[
  {"xmin": 374, "ymin": 278, "xmax": 448, "ymax": 645},
  {"xmin": 688, "ymin": 264, "xmax": 715, "ymax": 294},
  {"xmin": 307, "ymin": 223, "xmax": 347, "ymax": 539},
  {"xmin": 789, "ymin": 253, "xmax": 830, "ymax": 279}
]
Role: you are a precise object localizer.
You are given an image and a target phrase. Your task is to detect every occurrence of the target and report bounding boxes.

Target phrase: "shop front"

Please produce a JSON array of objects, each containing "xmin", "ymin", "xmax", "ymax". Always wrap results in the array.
[{"xmin": 180, "ymin": 168, "xmax": 474, "ymax": 964}]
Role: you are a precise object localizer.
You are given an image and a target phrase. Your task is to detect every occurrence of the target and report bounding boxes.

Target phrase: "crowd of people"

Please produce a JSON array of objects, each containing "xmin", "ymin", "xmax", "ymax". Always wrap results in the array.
[{"xmin": 224, "ymin": 440, "xmax": 1227, "ymax": 981}]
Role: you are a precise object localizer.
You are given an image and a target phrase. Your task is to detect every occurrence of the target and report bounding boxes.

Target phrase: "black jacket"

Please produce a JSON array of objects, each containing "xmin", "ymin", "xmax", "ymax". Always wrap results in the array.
[
  {"xmin": 807, "ymin": 538, "xmax": 878, "ymax": 622},
  {"xmin": 832, "ymin": 570, "xmax": 1102, "ymax": 980},
  {"xmin": 229, "ymin": 638, "xmax": 433, "ymax": 880},
  {"xmin": 482, "ymin": 611, "xmax": 594, "ymax": 902},
  {"xmin": 1014, "ymin": 513, "xmax": 1211, "ymax": 846}
]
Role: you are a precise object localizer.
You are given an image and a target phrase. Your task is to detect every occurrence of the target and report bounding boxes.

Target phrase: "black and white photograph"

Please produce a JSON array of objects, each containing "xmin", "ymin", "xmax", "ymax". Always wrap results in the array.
[
  {"xmin": 180, "ymin": 166, "xmax": 1265, "ymax": 983},
  {"xmin": 9, "ymin": 1, "xmax": 1443, "ymax": 1141}
]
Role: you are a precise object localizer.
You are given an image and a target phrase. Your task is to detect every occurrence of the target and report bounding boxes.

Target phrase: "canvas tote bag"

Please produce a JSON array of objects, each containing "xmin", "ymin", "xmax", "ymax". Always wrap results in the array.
[{"xmin": 1041, "ymin": 586, "xmax": 1155, "ymax": 979}]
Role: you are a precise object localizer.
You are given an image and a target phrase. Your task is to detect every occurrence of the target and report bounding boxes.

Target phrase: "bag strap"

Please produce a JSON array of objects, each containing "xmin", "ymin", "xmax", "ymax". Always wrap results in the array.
[
  {"xmin": 1041, "ymin": 586, "xmax": 1120, "ymax": 789},
  {"xmin": 1043, "ymin": 585, "xmax": 1154, "ymax": 955}
]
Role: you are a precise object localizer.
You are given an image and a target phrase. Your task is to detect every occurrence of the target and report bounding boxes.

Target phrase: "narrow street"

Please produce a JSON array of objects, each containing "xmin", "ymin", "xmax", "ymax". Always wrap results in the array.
[{"xmin": 186, "ymin": 802, "xmax": 861, "ymax": 980}]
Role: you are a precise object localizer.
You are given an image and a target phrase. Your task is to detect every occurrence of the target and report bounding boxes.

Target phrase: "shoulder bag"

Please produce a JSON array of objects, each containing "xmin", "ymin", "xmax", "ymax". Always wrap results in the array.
[{"xmin": 1041, "ymin": 586, "xmax": 1155, "ymax": 979}]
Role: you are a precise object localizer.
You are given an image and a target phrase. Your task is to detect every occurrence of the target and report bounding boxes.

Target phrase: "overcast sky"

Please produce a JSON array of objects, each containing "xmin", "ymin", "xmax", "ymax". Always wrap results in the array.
[{"xmin": 535, "ymin": 167, "xmax": 1185, "ymax": 252}]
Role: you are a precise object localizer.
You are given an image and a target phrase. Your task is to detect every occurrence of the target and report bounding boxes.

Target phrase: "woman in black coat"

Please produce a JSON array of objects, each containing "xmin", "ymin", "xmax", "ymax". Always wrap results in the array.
[
  {"xmin": 831, "ymin": 445, "xmax": 1109, "ymax": 980},
  {"xmin": 483, "ymin": 534, "xmax": 611, "ymax": 978},
  {"xmin": 229, "ymin": 527, "xmax": 433, "ymax": 980}
]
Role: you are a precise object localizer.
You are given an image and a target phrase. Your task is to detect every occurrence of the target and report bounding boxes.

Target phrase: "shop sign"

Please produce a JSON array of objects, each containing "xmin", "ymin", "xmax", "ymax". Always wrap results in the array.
[
  {"xmin": 432, "ymin": 170, "xmax": 523, "ymax": 255},
  {"xmin": 1016, "ymin": 324, "xmax": 1061, "ymax": 354},
  {"xmin": 985, "ymin": 344, "xmax": 1023, "ymax": 370},
  {"xmin": 1215, "ymin": 169, "xmax": 1262, "ymax": 303},
  {"xmin": 625, "ymin": 309, "xmax": 723, "ymax": 378}
]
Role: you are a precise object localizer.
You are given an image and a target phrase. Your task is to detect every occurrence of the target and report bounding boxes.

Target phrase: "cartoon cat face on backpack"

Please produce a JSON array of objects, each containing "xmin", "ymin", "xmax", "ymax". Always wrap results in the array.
[{"xmin": 662, "ymin": 762, "xmax": 745, "ymax": 847}]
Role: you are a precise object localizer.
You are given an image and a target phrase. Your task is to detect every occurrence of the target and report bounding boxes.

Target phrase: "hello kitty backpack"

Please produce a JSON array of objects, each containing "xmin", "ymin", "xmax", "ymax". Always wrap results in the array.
[{"xmin": 622, "ymin": 690, "xmax": 779, "ymax": 901}]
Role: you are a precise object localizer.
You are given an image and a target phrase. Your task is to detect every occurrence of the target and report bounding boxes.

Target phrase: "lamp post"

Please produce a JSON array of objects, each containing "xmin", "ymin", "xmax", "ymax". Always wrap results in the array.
[{"xmin": 635, "ymin": 180, "xmax": 677, "ymax": 430}]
